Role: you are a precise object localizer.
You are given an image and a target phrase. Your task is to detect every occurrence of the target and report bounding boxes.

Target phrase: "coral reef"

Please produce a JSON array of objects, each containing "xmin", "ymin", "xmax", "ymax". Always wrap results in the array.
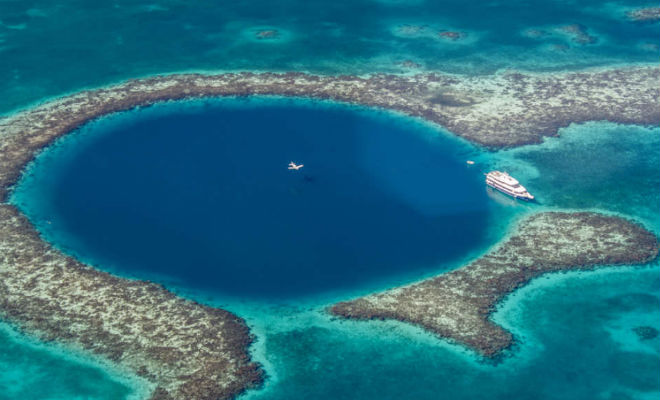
[
  {"xmin": 330, "ymin": 212, "xmax": 658, "ymax": 357},
  {"xmin": 394, "ymin": 24, "xmax": 429, "ymax": 37},
  {"xmin": 2, "ymin": 66, "xmax": 658, "ymax": 203},
  {"xmin": 626, "ymin": 7, "xmax": 660, "ymax": 22},
  {"xmin": 0, "ymin": 205, "xmax": 262, "ymax": 399},
  {"xmin": 394, "ymin": 24, "xmax": 468, "ymax": 42},
  {"xmin": 438, "ymin": 30, "xmax": 466, "ymax": 41},
  {"xmin": 522, "ymin": 28, "xmax": 548, "ymax": 39},
  {"xmin": 0, "ymin": 66, "xmax": 657, "ymax": 395},
  {"xmin": 633, "ymin": 326, "xmax": 659, "ymax": 340},
  {"xmin": 255, "ymin": 30, "xmax": 279, "ymax": 39},
  {"xmin": 558, "ymin": 24, "xmax": 597, "ymax": 44},
  {"xmin": 398, "ymin": 59, "xmax": 422, "ymax": 69}
]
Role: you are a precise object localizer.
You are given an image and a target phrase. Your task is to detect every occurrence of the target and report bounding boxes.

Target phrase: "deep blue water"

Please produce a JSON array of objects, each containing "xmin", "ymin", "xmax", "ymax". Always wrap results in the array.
[{"xmin": 12, "ymin": 99, "xmax": 490, "ymax": 300}]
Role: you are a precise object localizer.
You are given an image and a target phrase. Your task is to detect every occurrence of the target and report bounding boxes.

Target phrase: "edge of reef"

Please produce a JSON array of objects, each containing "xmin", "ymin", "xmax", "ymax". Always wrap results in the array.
[
  {"xmin": 330, "ymin": 212, "xmax": 659, "ymax": 358},
  {"xmin": 0, "ymin": 66, "xmax": 658, "ymax": 398},
  {"xmin": 1, "ymin": 66, "xmax": 659, "ymax": 200}
]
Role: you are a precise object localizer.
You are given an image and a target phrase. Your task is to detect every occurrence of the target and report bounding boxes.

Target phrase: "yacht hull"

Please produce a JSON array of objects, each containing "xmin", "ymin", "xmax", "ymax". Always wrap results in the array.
[{"xmin": 486, "ymin": 182, "xmax": 534, "ymax": 201}]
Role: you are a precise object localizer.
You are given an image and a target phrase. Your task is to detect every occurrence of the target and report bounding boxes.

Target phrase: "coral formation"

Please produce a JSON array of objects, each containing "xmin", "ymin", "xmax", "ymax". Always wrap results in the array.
[
  {"xmin": 255, "ymin": 30, "xmax": 279, "ymax": 39},
  {"xmin": 0, "ymin": 205, "xmax": 262, "ymax": 399},
  {"xmin": 626, "ymin": 7, "xmax": 660, "ymax": 22},
  {"xmin": 330, "ymin": 212, "xmax": 658, "ymax": 357},
  {"xmin": 2, "ymin": 66, "xmax": 658, "ymax": 202},
  {"xmin": 558, "ymin": 24, "xmax": 597, "ymax": 44},
  {"xmin": 0, "ymin": 66, "xmax": 657, "ymax": 395},
  {"xmin": 438, "ymin": 30, "xmax": 466, "ymax": 41},
  {"xmin": 633, "ymin": 326, "xmax": 659, "ymax": 340}
]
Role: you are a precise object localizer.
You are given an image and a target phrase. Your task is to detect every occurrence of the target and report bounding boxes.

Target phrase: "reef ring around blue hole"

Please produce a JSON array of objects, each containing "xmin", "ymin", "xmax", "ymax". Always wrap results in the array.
[{"xmin": 11, "ymin": 98, "xmax": 491, "ymax": 300}]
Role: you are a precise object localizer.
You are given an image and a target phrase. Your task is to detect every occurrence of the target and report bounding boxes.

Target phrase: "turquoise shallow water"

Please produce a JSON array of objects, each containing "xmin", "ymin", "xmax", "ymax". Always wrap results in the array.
[
  {"xmin": 2, "ymin": 0, "xmax": 659, "ymax": 397},
  {"xmin": 0, "ymin": 322, "xmax": 149, "ymax": 400},
  {"xmin": 0, "ymin": 0, "xmax": 659, "ymax": 114},
  {"xmin": 9, "ymin": 100, "xmax": 660, "ymax": 399},
  {"xmin": 493, "ymin": 122, "xmax": 660, "ymax": 230},
  {"xmin": 231, "ymin": 267, "xmax": 659, "ymax": 400}
]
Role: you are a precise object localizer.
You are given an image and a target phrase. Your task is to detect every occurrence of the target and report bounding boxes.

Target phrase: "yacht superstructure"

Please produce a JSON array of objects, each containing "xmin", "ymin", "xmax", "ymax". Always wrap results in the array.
[{"xmin": 485, "ymin": 171, "xmax": 534, "ymax": 201}]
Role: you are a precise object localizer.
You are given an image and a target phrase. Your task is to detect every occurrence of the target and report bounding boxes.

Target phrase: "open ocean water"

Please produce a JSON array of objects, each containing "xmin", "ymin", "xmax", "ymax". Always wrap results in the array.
[
  {"xmin": 2, "ymin": 0, "xmax": 659, "ymax": 398},
  {"xmin": 1, "ymin": 0, "xmax": 659, "ymax": 114}
]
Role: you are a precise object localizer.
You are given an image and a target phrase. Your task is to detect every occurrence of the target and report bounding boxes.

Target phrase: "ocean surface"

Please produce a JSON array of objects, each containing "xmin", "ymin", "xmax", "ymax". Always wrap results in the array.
[
  {"xmin": 10, "ymin": 100, "xmax": 660, "ymax": 399},
  {"xmin": 1, "ymin": 0, "xmax": 659, "ymax": 115},
  {"xmin": 1, "ymin": 0, "xmax": 659, "ymax": 398},
  {"xmin": 0, "ymin": 322, "xmax": 149, "ymax": 400}
]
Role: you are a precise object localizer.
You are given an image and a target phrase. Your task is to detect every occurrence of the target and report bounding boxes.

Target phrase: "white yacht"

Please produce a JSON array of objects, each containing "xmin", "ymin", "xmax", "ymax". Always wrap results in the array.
[{"xmin": 485, "ymin": 171, "xmax": 534, "ymax": 201}]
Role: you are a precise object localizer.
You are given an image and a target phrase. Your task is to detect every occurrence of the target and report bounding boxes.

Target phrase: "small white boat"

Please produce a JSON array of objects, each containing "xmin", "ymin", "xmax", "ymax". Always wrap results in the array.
[
  {"xmin": 466, "ymin": 160, "xmax": 475, "ymax": 165},
  {"xmin": 485, "ymin": 171, "xmax": 534, "ymax": 201}
]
